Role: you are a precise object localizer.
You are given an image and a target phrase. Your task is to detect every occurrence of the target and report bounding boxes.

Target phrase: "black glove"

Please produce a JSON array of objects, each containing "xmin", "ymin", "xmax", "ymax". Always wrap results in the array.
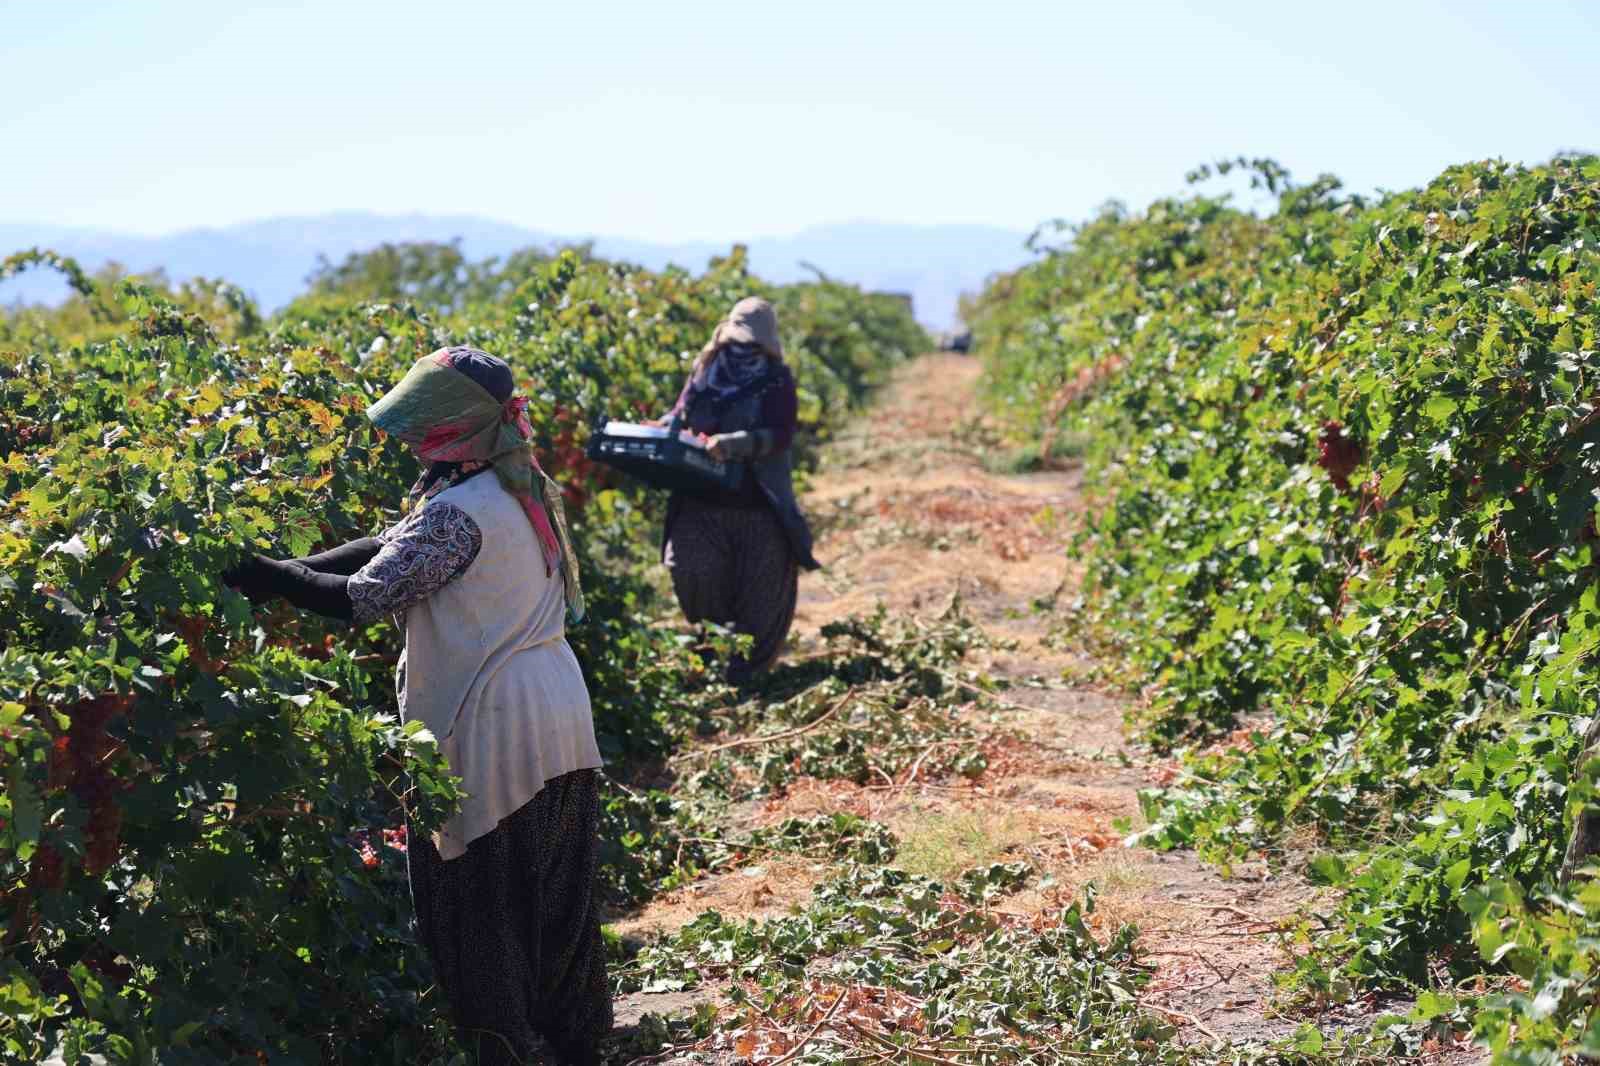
[
  {"xmin": 222, "ymin": 554, "xmax": 355, "ymax": 622},
  {"xmin": 221, "ymin": 555, "xmax": 277, "ymax": 605},
  {"xmin": 296, "ymin": 537, "xmax": 383, "ymax": 575}
]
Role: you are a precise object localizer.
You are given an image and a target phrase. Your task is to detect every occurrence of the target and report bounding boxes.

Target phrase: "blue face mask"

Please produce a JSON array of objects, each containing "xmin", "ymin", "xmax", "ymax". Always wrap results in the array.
[{"xmin": 697, "ymin": 342, "xmax": 770, "ymax": 398}]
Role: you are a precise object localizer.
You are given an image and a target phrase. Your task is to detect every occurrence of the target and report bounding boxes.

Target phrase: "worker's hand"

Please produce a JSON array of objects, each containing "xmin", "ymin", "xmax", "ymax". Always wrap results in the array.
[
  {"xmin": 220, "ymin": 554, "xmax": 277, "ymax": 605},
  {"xmin": 706, "ymin": 432, "xmax": 754, "ymax": 461}
]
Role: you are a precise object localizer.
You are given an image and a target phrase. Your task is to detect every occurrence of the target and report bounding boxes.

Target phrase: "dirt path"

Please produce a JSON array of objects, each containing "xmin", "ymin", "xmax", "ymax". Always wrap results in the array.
[
  {"xmin": 609, "ymin": 354, "xmax": 1482, "ymax": 1062},
  {"xmin": 791, "ymin": 354, "xmax": 1314, "ymax": 1045}
]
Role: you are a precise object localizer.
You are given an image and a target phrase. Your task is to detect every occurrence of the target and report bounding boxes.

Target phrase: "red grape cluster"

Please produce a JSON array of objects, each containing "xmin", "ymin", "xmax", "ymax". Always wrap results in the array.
[
  {"xmin": 349, "ymin": 826, "xmax": 408, "ymax": 869},
  {"xmin": 172, "ymin": 614, "xmax": 227, "ymax": 675},
  {"xmin": 45, "ymin": 693, "xmax": 134, "ymax": 877},
  {"xmin": 352, "ymin": 832, "xmax": 380, "ymax": 869},
  {"xmin": 9, "ymin": 423, "xmax": 51, "ymax": 447},
  {"xmin": 1316, "ymin": 420, "xmax": 1362, "ymax": 493},
  {"xmin": 26, "ymin": 842, "xmax": 65, "ymax": 894},
  {"xmin": 548, "ymin": 404, "xmax": 608, "ymax": 510}
]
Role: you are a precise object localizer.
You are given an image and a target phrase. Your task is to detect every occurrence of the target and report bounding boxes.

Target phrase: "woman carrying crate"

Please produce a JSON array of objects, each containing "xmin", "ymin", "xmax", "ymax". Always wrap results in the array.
[
  {"xmin": 222, "ymin": 347, "xmax": 610, "ymax": 1066},
  {"xmin": 658, "ymin": 297, "xmax": 821, "ymax": 682}
]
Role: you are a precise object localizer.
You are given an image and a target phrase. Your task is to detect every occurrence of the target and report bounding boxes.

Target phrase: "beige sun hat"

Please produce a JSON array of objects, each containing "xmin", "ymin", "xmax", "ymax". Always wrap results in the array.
[{"xmin": 713, "ymin": 297, "xmax": 784, "ymax": 359}]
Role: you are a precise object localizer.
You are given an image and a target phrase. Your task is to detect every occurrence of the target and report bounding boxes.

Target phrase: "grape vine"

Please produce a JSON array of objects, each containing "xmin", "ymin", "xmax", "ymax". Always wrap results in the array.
[
  {"xmin": 0, "ymin": 244, "xmax": 924, "ymax": 1062},
  {"xmin": 967, "ymin": 154, "xmax": 1600, "ymax": 1060}
]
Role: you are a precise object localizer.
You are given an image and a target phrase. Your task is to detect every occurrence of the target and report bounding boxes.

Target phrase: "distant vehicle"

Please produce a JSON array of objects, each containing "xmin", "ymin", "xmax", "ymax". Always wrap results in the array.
[{"xmin": 935, "ymin": 328, "xmax": 972, "ymax": 353}]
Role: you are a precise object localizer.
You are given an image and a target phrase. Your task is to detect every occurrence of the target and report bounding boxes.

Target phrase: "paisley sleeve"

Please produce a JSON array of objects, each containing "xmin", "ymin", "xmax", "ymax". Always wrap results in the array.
[{"xmin": 347, "ymin": 503, "xmax": 483, "ymax": 624}]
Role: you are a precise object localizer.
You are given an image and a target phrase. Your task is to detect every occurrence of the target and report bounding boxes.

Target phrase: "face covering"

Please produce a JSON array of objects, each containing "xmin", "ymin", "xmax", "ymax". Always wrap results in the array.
[{"xmin": 367, "ymin": 346, "xmax": 584, "ymax": 621}]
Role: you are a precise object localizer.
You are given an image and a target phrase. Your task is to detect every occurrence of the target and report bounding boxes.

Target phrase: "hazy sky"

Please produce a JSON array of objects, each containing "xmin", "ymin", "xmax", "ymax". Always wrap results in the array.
[{"xmin": 5, "ymin": 1, "xmax": 1597, "ymax": 242}]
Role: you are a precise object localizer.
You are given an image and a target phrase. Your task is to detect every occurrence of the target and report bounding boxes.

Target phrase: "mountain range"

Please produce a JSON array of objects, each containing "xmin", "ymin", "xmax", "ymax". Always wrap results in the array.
[{"xmin": 0, "ymin": 214, "xmax": 1037, "ymax": 329}]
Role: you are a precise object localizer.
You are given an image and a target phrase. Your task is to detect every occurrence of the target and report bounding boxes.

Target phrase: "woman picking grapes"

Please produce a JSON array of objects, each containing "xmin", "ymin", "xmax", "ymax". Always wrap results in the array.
[
  {"xmin": 658, "ymin": 297, "xmax": 821, "ymax": 682},
  {"xmin": 223, "ymin": 347, "xmax": 609, "ymax": 1066}
]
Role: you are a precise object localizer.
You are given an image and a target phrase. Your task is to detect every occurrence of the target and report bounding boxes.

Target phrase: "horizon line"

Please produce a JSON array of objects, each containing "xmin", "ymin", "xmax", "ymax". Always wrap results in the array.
[{"xmin": 0, "ymin": 212, "xmax": 1037, "ymax": 247}]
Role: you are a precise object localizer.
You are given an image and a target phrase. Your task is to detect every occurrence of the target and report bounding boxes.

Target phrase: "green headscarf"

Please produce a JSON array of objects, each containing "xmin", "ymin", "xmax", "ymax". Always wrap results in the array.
[{"xmin": 367, "ymin": 347, "xmax": 584, "ymax": 621}]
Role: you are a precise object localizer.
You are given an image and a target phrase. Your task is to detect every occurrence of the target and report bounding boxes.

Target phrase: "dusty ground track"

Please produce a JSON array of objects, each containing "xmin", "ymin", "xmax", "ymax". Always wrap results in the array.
[{"xmin": 609, "ymin": 354, "xmax": 1483, "ymax": 1063}]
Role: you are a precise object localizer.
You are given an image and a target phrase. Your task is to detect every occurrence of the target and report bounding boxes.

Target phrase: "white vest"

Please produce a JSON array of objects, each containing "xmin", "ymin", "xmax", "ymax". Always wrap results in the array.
[{"xmin": 401, "ymin": 474, "xmax": 602, "ymax": 860}]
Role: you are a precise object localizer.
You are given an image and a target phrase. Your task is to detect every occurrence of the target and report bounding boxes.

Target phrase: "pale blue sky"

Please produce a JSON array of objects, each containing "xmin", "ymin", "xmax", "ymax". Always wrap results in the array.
[{"xmin": 4, "ymin": 0, "xmax": 1597, "ymax": 241}]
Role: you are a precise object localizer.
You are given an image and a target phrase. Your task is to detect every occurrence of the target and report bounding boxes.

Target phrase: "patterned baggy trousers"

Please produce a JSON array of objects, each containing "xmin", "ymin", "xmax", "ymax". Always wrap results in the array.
[
  {"xmin": 408, "ymin": 769, "xmax": 611, "ymax": 1065},
  {"xmin": 664, "ymin": 497, "xmax": 800, "ymax": 683}
]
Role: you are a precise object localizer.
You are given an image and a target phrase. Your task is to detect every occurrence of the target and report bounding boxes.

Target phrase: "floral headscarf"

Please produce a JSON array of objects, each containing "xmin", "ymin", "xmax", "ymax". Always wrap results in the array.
[{"xmin": 367, "ymin": 346, "xmax": 584, "ymax": 621}]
